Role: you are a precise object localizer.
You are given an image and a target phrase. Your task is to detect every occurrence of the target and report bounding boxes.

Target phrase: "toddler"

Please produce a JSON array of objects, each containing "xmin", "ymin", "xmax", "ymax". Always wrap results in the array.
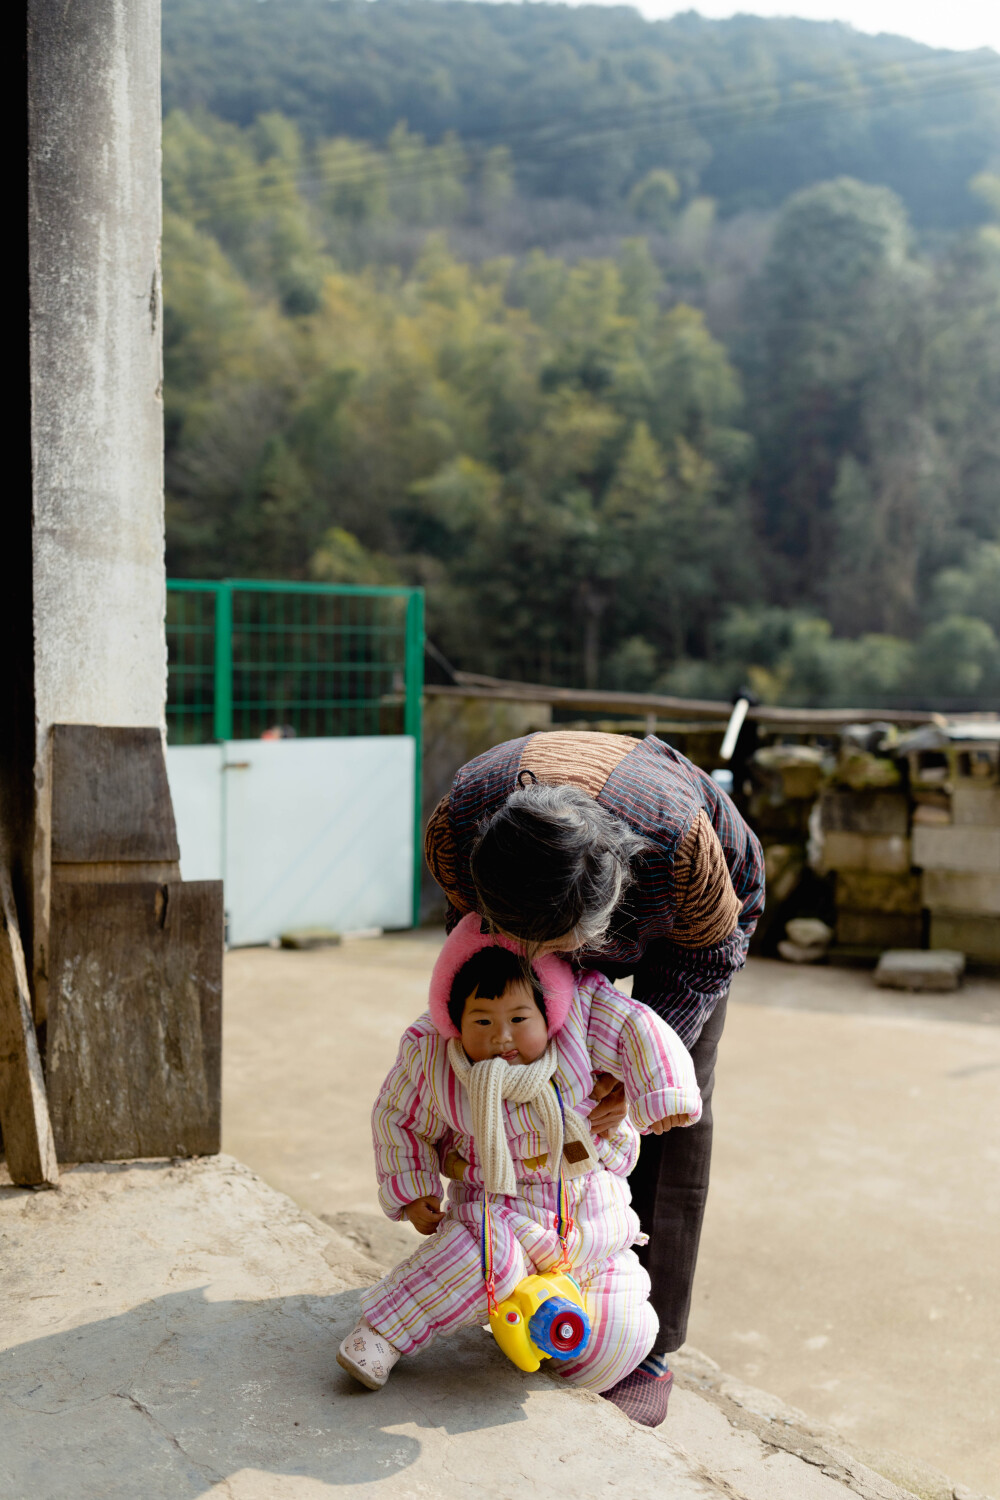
[{"xmin": 337, "ymin": 912, "xmax": 701, "ymax": 1410}]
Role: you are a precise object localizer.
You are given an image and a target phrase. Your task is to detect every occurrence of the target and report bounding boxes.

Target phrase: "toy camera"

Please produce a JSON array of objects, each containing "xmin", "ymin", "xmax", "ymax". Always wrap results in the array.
[{"xmin": 489, "ymin": 1272, "xmax": 591, "ymax": 1373}]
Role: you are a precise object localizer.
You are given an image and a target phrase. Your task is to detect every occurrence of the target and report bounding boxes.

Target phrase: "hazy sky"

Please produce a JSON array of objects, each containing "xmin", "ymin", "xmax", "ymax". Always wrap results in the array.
[{"xmin": 585, "ymin": 1, "xmax": 1000, "ymax": 53}]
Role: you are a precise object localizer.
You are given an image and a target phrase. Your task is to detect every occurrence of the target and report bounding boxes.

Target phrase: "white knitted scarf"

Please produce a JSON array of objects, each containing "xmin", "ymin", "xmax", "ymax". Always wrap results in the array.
[{"xmin": 447, "ymin": 1039, "xmax": 599, "ymax": 1196}]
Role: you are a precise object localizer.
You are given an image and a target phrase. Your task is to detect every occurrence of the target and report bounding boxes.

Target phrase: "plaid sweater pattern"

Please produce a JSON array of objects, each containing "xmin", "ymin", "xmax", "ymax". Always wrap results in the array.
[{"xmin": 444, "ymin": 734, "xmax": 765, "ymax": 1047}]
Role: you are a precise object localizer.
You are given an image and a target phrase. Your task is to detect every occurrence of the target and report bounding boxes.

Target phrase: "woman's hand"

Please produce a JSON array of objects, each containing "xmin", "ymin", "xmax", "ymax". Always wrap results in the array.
[
  {"xmin": 441, "ymin": 1148, "xmax": 468, "ymax": 1182},
  {"xmin": 648, "ymin": 1113, "xmax": 691, "ymax": 1135},
  {"xmin": 403, "ymin": 1195, "xmax": 445, "ymax": 1235},
  {"xmin": 589, "ymin": 1073, "xmax": 627, "ymax": 1138}
]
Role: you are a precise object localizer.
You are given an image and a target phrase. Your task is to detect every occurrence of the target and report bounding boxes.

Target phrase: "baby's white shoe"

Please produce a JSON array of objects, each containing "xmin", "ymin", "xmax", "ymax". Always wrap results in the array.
[{"xmin": 337, "ymin": 1317, "xmax": 401, "ymax": 1390}]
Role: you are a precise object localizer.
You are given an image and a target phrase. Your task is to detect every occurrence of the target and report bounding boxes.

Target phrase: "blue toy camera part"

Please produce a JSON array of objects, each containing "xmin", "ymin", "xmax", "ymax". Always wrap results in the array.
[{"xmin": 528, "ymin": 1295, "xmax": 590, "ymax": 1359}]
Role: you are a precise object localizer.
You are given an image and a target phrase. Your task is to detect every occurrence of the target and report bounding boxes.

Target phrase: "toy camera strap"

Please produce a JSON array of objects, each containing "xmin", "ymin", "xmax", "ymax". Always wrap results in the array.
[
  {"xmin": 480, "ymin": 1077, "xmax": 575, "ymax": 1309},
  {"xmin": 550, "ymin": 1080, "xmax": 575, "ymax": 1270},
  {"xmin": 480, "ymin": 1193, "xmax": 499, "ymax": 1315}
]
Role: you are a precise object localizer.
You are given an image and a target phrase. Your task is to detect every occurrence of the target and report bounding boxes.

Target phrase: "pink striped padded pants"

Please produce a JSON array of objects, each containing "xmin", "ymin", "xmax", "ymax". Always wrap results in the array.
[{"xmin": 360, "ymin": 1175, "xmax": 657, "ymax": 1393}]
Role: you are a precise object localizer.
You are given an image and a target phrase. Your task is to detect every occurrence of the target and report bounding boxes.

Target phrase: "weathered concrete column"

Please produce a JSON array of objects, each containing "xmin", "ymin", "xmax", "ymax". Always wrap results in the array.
[{"xmin": 27, "ymin": 0, "xmax": 165, "ymax": 1019}]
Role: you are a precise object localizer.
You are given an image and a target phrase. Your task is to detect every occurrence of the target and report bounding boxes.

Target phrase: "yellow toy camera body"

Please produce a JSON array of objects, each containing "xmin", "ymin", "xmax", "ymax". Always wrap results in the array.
[{"xmin": 489, "ymin": 1272, "xmax": 591, "ymax": 1373}]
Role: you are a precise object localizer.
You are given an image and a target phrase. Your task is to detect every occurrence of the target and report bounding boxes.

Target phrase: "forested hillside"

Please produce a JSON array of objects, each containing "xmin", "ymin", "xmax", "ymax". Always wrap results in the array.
[
  {"xmin": 163, "ymin": 0, "xmax": 1000, "ymax": 227},
  {"xmin": 161, "ymin": 3, "xmax": 1000, "ymax": 707}
]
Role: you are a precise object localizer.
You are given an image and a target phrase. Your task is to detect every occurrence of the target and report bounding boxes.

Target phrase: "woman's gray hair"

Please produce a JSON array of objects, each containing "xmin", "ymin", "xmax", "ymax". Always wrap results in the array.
[{"xmin": 469, "ymin": 783, "xmax": 647, "ymax": 952}]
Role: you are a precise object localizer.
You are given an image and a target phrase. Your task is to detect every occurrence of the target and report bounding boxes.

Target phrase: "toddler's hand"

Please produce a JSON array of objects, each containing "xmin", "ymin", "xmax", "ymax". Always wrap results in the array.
[
  {"xmin": 404, "ymin": 1195, "xmax": 445, "ymax": 1235},
  {"xmin": 648, "ymin": 1113, "xmax": 691, "ymax": 1135}
]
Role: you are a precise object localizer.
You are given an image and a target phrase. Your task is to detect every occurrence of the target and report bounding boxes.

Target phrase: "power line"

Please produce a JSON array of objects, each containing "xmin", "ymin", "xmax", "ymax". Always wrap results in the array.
[
  {"xmin": 451, "ymin": 50, "xmax": 1000, "ymax": 153},
  {"xmin": 164, "ymin": 53, "xmax": 1000, "ymax": 209},
  {"xmin": 182, "ymin": 53, "xmax": 1000, "ymax": 195}
]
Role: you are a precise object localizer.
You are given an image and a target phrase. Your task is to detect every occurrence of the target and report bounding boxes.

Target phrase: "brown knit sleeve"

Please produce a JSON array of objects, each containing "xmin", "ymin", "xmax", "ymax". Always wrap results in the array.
[
  {"xmin": 424, "ymin": 794, "xmax": 469, "ymax": 913},
  {"xmin": 669, "ymin": 809, "xmax": 741, "ymax": 948}
]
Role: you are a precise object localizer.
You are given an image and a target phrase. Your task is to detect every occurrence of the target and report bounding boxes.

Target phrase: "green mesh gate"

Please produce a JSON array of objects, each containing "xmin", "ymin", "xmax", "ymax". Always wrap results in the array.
[{"xmin": 166, "ymin": 579, "xmax": 425, "ymax": 923}]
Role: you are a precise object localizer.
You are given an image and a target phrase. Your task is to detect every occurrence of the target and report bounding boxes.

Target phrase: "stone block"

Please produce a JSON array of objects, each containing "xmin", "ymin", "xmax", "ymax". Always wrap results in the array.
[
  {"xmin": 921, "ymin": 870, "xmax": 1000, "ymax": 916},
  {"xmin": 835, "ymin": 870, "xmax": 922, "ymax": 915},
  {"xmin": 912, "ymin": 825, "xmax": 1000, "ymax": 874},
  {"xmin": 762, "ymin": 843, "xmax": 804, "ymax": 905},
  {"xmin": 819, "ymin": 832, "xmax": 910, "ymax": 874},
  {"xmin": 930, "ymin": 913, "xmax": 1000, "ymax": 965},
  {"xmin": 949, "ymin": 742, "xmax": 1000, "ymax": 787},
  {"xmin": 952, "ymin": 785, "xmax": 1000, "ymax": 827},
  {"xmin": 819, "ymin": 789, "xmax": 908, "ymax": 836},
  {"xmin": 833, "ymin": 749, "xmax": 901, "ymax": 790},
  {"xmin": 875, "ymin": 949, "xmax": 965, "ymax": 991},
  {"xmin": 777, "ymin": 939, "xmax": 825, "ymax": 964},
  {"xmin": 752, "ymin": 745, "xmax": 825, "ymax": 801},
  {"xmin": 912, "ymin": 803, "xmax": 951, "ymax": 827},
  {"xmin": 747, "ymin": 791, "xmax": 812, "ymax": 838},
  {"xmin": 836, "ymin": 910, "xmax": 923, "ymax": 950},
  {"xmin": 280, "ymin": 927, "xmax": 342, "ymax": 950},
  {"xmin": 911, "ymin": 786, "xmax": 951, "ymax": 813},
  {"xmin": 785, "ymin": 917, "xmax": 832, "ymax": 948}
]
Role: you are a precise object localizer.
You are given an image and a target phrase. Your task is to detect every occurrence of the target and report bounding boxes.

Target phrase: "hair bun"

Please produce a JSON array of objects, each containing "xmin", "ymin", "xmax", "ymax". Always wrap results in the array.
[{"xmin": 469, "ymin": 784, "xmax": 646, "ymax": 948}]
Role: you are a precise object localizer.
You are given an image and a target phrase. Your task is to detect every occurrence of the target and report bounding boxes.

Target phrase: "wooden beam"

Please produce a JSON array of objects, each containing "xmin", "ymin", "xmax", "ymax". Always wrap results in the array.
[
  {"xmin": 426, "ymin": 678, "xmax": 941, "ymax": 729},
  {"xmin": 0, "ymin": 864, "xmax": 58, "ymax": 1186}
]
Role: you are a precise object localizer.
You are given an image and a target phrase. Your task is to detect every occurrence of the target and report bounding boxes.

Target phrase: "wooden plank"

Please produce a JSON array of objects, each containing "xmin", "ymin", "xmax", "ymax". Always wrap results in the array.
[
  {"xmin": 50, "ymin": 725, "xmax": 180, "ymax": 863},
  {"xmin": 47, "ymin": 880, "xmax": 222, "ymax": 1162},
  {"xmin": 0, "ymin": 865, "xmax": 58, "ymax": 1185},
  {"xmin": 425, "ymin": 680, "xmax": 938, "ymax": 728}
]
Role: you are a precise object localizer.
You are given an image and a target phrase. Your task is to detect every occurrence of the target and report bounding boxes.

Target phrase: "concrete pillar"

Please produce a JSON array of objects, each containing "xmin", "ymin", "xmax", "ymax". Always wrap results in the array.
[{"xmin": 27, "ymin": 0, "xmax": 164, "ymax": 1018}]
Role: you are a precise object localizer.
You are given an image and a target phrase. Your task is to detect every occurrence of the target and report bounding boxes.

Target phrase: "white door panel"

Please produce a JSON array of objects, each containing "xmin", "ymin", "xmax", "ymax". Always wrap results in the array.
[{"xmin": 166, "ymin": 737, "xmax": 414, "ymax": 945}]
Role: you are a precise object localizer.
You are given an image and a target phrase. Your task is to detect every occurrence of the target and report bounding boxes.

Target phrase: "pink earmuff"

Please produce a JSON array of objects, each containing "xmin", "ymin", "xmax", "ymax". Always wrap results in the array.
[{"xmin": 427, "ymin": 911, "xmax": 575, "ymax": 1040}]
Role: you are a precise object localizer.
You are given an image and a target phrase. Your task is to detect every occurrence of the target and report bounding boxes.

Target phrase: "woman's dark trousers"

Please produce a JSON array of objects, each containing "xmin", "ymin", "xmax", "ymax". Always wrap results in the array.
[{"xmin": 628, "ymin": 992, "xmax": 728, "ymax": 1355}]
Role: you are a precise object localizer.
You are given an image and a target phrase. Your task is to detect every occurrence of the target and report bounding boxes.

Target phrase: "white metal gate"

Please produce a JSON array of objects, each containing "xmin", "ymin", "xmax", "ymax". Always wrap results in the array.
[{"xmin": 166, "ymin": 737, "xmax": 415, "ymax": 946}]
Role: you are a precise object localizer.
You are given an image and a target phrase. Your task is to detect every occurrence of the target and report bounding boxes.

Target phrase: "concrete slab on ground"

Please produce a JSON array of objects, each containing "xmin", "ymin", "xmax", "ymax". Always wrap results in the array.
[{"xmin": 1, "ymin": 1156, "xmax": 937, "ymax": 1500}]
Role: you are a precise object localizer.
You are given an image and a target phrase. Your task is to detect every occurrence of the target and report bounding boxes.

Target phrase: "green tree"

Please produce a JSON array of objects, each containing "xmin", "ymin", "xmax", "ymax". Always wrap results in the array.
[
  {"xmin": 917, "ymin": 616, "xmax": 1000, "ymax": 698},
  {"xmin": 628, "ymin": 169, "xmax": 680, "ymax": 231},
  {"xmin": 931, "ymin": 544, "xmax": 1000, "ymax": 635},
  {"xmin": 310, "ymin": 528, "xmax": 399, "ymax": 584}
]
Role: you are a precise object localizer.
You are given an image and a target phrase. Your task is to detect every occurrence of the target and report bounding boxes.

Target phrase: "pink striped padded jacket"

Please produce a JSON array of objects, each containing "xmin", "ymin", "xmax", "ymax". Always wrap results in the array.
[{"xmin": 370, "ymin": 968, "xmax": 703, "ymax": 1221}]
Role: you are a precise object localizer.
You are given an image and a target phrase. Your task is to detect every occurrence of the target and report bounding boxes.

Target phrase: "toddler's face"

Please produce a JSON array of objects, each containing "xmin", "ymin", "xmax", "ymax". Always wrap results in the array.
[{"xmin": 459, "ymin": 979, "xmax": 548, "ymax": 1065}]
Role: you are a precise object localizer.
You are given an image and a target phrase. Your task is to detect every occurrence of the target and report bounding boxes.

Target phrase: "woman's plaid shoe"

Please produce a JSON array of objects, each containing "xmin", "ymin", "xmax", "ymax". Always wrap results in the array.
[
  {"xmin": 337, "ymin": 1317, "xmax": 401, "ymax": 1390},
  {"xmin": 600, "ymin": 1365, "xmax": 673, "ymax": 1427}
]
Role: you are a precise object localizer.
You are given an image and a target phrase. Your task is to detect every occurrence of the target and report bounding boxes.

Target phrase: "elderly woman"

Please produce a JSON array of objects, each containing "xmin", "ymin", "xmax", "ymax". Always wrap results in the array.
[{"xmin": 425, "ymin": 730, "xmax": 764, "ymax": 1426}]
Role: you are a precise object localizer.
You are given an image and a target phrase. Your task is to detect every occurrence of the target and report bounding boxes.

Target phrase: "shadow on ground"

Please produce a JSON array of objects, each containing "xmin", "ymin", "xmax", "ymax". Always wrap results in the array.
[{"xmin": 1, "ymin": 1284, "xmax": 533, "ymax": 1497}]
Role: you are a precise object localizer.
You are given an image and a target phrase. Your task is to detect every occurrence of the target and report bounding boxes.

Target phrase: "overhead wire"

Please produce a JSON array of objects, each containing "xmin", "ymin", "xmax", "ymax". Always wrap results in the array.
[
  {"xmin": 172, "ymin": 54, "xmax": 1000, "ymax": 202},
  {"xmin": 443, "ymin": 49, "xmax": 1000, "ymax": 152},
  {"xmin": 165, "ymin": 52, "xmax": 1000, "ymax": 210}
]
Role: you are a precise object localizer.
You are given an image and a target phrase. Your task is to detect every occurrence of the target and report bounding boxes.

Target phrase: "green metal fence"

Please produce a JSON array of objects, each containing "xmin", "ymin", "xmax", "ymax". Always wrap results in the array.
[{"xmin": 166, "ymin": 579, "xmax": 425, "ymax": 923}]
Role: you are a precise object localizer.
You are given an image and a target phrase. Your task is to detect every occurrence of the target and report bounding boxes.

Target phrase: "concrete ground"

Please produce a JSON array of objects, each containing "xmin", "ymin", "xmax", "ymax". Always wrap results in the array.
[
  {"xmin": 221, "ymin": 936, "xmax": 1000, "ymax": 1496},
  {"xmin": 0, "ymin": 1154, "xmax": 952, "ymax": 1500}
]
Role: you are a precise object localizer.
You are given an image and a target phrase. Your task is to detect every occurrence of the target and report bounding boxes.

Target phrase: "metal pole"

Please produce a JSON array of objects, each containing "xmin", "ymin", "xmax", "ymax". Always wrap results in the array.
[
  {"xmin": 719, "ymin": 697, "xmax": 750, "ymax": 763},
  {"xmin": 213, "ymin": 582, "xmax": 233, "ymax": 742},
  {"xmin": 404, "ymin": 589, "xmax": 425, "ymax": 928}
]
